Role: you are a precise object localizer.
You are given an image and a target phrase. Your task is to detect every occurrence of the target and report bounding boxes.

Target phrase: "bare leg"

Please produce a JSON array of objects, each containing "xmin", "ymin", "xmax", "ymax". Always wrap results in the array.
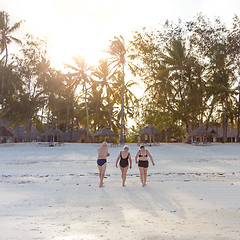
[
  {"xmin": 98, "ymin": 163, "xmax": 107, "ymax": 187},
  {"xmin": 120, "ymin": 166, "xmax": 129, "ymax": 186},
  {"xmin": 97, "ymin": 164, "xmax": 102, "ymax": 187},
  {"xmin": 139, "ymin": 167, "xmax": 145, "ymax": 187},
  {"xmin": 143, "ymin": 168, "xmax": 148, "ymax": 187}
]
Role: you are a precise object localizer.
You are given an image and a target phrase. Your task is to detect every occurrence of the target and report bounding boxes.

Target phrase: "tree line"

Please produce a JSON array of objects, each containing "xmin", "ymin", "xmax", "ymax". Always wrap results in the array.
[
  {"xmin": 130, "ymin": 13, "xmax": 240, "ymax": 142},
  {"xmin": 0, "ymin": 11, "xmax": 138, "ymax": 143},
  {"xmin": 1, "ymin": 11, "xmax": 240, "ymax": 143}
]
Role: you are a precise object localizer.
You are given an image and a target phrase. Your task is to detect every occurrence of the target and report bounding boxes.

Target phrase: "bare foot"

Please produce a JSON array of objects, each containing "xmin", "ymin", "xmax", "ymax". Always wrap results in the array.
[{"xmin": 99, "ymin": 182, "xmax": 104, "ymax": 187}]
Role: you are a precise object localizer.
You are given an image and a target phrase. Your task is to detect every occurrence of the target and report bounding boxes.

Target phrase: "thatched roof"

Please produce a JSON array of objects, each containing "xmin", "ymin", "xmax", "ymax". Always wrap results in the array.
[
  {"xmin": 13, "ymin": 125, "xmax": 41, "ymax": 139},
  {"xmin": 139, "ymin": 124, "xmax": 160, "ymax": 135},
  {"xmin": 0, "ymin": 126, "xmax": 13, "ymax": 137},
  {"xmin": 42, "ymin": 127, "xmax": 63, "ymax": 137},
  {"xmin": 188, "ymin": 126, "xmax": 212, "ymax": 137},
  {"xmin": 189, "ymin": 124, "xmax": 239, "ymax": 138},
  {"xmin": 93, "ymin": 127, "xmax": 118, "ymax": 137},
  {"xmin": 0, "ymin": 120, "xmax": 41, "ymax": 139}
]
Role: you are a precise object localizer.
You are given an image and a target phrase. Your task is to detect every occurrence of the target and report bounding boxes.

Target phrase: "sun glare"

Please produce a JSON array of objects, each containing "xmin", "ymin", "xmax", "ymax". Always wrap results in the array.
[{"xmin": 46, "ymin": 17, "xmax": 110, "ymax": 71}]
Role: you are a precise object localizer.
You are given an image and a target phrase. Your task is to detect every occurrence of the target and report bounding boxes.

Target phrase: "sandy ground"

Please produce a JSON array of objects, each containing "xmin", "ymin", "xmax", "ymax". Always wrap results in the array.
[{"xmin": 0, "ymin": 142, "xmax": 240, "ymax": 240}]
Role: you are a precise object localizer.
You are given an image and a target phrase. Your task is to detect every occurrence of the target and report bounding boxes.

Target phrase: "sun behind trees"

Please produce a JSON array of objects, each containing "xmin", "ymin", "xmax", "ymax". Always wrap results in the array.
[{"xmin": 1, "ymin": 11, "xmax": 240, "ymax": 142}]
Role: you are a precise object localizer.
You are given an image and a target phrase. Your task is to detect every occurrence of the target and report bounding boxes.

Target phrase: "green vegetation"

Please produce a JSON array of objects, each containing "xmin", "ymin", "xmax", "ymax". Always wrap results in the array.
[{"xmin": 0, "ymin": 11, "xmax": 240, "ymax": 142}]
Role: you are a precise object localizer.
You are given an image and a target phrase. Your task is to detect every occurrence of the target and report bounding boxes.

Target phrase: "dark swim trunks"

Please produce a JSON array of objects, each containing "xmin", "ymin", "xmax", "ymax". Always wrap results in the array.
[
  {"xmin": 97, "ymin": 159, "xmax": 107, "ymax": 166},
  {"xmin": 138, "ymin": 160, "xmax": 148, "ymax": 168}
]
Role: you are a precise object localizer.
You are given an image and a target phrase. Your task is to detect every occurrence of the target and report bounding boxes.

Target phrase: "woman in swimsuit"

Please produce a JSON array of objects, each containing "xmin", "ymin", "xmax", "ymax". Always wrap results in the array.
[
  {"xmin": 97, "ymin": 142, "xmax": 110, "ymax": 187},
  {"xmin": 135, "ymin": 145, "xmax": 155, "ymax": 187},
  {"xmin": 116, "ymin": 145, "xmax": 132, "ymax": 187}
]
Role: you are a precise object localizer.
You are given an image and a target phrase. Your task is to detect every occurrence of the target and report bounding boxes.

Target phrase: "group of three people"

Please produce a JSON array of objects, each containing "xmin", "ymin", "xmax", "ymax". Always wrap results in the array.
[{"xmin": 97, "ymin": 142, "xmax": 155, "ymax": 187}]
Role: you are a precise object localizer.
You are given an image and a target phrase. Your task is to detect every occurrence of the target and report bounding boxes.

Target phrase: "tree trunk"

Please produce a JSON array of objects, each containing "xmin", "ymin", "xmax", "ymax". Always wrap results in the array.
[
  {"xmin": 180, "ymin": 69, "xmax": 189, "ymax": 136},
  {"xmin": 84, "ymin": 80, "xmax": 89, "ymax": 143},
  {"xmin": 223, "ymin": 96, "xmax": 228, "ymax": 143},
  {"xmin": 237, "ymin": 82, "xmax": 240, "ymax": 142},
  {"xmin": 120, "ymin": 65, "xmax": 125, "ymax": 144},
  {"xmin": 27, "ymin": 118, "xmax": 32, "ymax": 142},
  {"xmin": 66, "ymin": 95, "xmax": 70, "ymax": 142},
  {"xmin": 1, "ymin": 32, "xmax": 8, "ymax": 96}
]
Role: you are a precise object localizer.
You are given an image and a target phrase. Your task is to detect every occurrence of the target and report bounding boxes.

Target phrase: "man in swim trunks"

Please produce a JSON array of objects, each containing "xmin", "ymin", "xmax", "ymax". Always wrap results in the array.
[
  {"xmin": 135, "ymin": 145, "xmax": 155, "ymax": 187},
  {"xmin": 97, "ymin": 142, "xmax": 110, "ymax": 187},
  {"xmin": 116, "ymin": 145, "xmax": 132, "ymax": 187}
]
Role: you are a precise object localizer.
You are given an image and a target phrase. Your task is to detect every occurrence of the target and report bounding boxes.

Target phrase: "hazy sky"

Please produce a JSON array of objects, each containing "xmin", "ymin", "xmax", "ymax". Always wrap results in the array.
[{"xmin": 1, "ymin": 0, "xmax": 240, "ymax": 69}]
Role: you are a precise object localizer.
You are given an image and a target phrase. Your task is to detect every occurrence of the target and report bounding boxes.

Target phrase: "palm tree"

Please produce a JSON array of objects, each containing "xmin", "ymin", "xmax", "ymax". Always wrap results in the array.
[
  {"xmin": 0, "ymin": 11, "xmax": 23, "ymax": 95},
  {"xmin": 93, "ymin": 59, "xmax": 115, "ymax": 130},
  {"xmin": 87, "ymin": 80, "xmax": 108, "ymax": 131},
  {"xmin": 160, "ymin": 39, "xmax": 192, "ymax": 135},
  {"xmin": 111, "ymin": 71, "xmax": 137, "ymax": 141},
  {"xmin": 106, "ymin": 35, "xmax": 126, "ymax": 143},
  {"xmin": 66, "ymin": 55, "xmax": 93, "ymax": 143}
]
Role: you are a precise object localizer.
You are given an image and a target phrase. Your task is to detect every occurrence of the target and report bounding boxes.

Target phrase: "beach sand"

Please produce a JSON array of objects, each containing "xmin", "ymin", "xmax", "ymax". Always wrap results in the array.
[{"xmin": 0, "ymin": 142, "xmax": 240, "ymax": 240}]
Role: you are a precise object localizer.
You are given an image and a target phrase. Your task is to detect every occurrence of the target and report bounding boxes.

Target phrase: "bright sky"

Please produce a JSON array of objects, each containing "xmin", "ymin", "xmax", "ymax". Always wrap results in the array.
[
  {"xmin": 1, "ymin": 0, "xmax": 239, "ymax": 70},
  {"xmin": 1, "ymin": 0, "xmax": 239, "ymax": 127}
]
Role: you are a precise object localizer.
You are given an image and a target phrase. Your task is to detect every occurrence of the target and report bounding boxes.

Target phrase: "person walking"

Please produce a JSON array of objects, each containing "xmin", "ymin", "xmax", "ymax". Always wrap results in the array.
[
  {"xmin": 116, "ymin": 145, "xmax": 132, "ymax": 186},
  {"xmin": 137, "ymin": 135, "xmax": 141, "ymax": 146},
  {"xmin": 135, "ymin": 145, "xmax": 155, "ymax": 187},
  {"xmin": 97, "ymin": 142, "xmax": 110, "ymax": 187},
  {"xmin": 144, "ymin": 134, "xmax": 148, "ymax": 145}
]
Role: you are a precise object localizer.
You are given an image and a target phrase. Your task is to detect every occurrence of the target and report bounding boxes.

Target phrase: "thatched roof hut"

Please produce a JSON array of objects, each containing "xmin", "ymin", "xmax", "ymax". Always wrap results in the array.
[
  {"xmin": 0, "ymin": 126, "xmax": 13, "ymax": 137},
  {"xmin": 139, "ymin": 124, "xmax": 160, "ymax": 135},
  {"xmin": 139, "ymin": 124, "xmax": 160, "ymax": 145},
  {"xmin": 0, "ymin": 120, "xmax": 41, "ymax": 141},
  {"xmin": 188, "ymin": 126, "xmax": 212, "ymax": 137},
  {"xmin": 0, "ymin": 126, "xmax": 13, "ymax": 143},
  {"xmin": 13, "ymin": 125, "xmax": 41, "ymax": 140},
  {"xmin": 42, "ymin": 127, "xmax": 63, "ymax": 142}
]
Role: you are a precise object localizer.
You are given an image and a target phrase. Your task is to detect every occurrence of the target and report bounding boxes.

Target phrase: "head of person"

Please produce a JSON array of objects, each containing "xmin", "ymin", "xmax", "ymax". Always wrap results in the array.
[
  {"xmin": 140, "ymin": 145, "xmax": 145, "ymax": 150},
  {"xmin": 123, "ymin": 145, "xmax": 129, "ymax": 151},
  {"xmin": 102, "ymin": 141, "xmax": 108, "ymax": 147}
]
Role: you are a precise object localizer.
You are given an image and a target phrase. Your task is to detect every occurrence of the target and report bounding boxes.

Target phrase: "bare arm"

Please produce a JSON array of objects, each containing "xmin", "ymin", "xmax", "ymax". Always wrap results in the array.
[
  {"xmin": 129, "ymin": 154, "xmax": 132, "ymax": 168},
  {"xmin": 116, "ymin": 153, "xmax": 120, "ymax": 168},
  {"xmin": 135, "ymin": 151, "xmax": 139, "ymax": 163},
  {"xmin": 147, "ymin": 150, "xmax": 155, "ymax": 166}
]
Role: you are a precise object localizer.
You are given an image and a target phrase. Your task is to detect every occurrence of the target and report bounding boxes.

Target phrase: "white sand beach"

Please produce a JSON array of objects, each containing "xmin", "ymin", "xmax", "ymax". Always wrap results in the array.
[{"xmin": 0, "ymin": 142, "xmax": 240, "ymax": 240}]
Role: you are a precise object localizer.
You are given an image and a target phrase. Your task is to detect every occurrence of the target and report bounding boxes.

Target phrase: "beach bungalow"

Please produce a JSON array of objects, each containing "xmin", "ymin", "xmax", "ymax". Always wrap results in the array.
[
  {"xmin": 41, "ymin": 127, "xmax": 63, "ymax": 142},
  {"xmin": 0, "ymin": 120, "xmax": 41, "ymax": 142},
  {"xmin": 189, "ymin": 124, "xmax": 239, "ymax": 143},
  {"xmin": 139, "ymin": 124, "xmax": 160, "ymax": 145},
  {"xmin": 93, "ymin": 127, "xmax": 118, "ymax": 143},
  {"xmin": 12, "ymin": 125, "xmax": 41, "ymax": 142},
  {"xmin": 0, "ymin": 126, "xmax": 14, "ymax": 143}
]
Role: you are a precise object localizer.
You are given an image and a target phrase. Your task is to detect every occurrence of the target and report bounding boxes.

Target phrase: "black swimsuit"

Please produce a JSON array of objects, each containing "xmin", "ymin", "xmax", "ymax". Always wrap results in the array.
[
  {"xmin": 119, "ymin": 152, "xmax": 130, "ymax": 168},
  {"xmin": 138, "ymin": 150, "xmax": 149, "ymax": 168}
]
